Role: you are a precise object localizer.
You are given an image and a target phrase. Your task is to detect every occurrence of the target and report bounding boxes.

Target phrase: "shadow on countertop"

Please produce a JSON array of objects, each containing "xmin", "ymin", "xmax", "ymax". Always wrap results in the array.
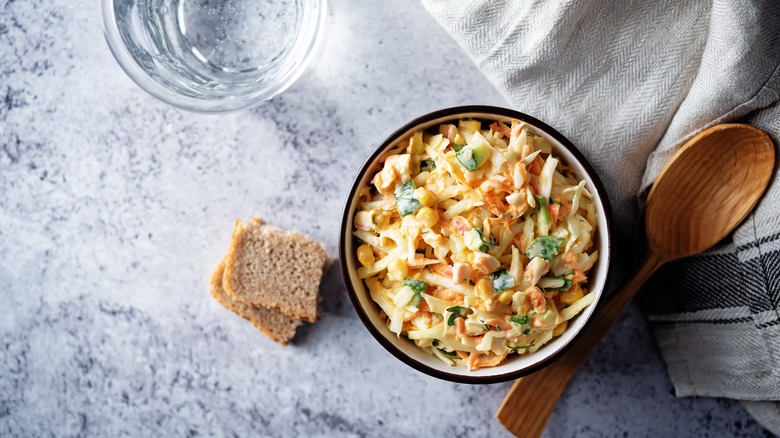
[{"xmin": 292, "ymin": 260, "xmax": 355, "ymax": 345}]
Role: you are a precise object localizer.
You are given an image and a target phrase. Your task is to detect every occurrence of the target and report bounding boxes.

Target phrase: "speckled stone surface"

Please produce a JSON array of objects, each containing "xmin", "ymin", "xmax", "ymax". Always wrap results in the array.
[{"xmin": 0, "ymin": 0, "xmax": 771, "ymax": 437}]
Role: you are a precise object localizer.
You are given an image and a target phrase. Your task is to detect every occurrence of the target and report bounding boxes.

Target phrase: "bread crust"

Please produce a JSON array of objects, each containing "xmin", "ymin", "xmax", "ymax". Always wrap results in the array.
[{"xmin": 210, "ymin": 258, "xmax": 301, "ymax": 345}]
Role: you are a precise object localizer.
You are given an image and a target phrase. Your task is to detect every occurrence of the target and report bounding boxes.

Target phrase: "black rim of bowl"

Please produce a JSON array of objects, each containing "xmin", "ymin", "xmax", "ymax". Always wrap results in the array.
[{"xmin": 339, "ymin": 105, "xmax": 614, "ymax": 384}]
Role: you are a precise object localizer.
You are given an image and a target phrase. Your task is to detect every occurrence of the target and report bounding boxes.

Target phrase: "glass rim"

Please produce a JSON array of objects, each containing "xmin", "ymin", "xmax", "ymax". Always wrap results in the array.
[{"xmin": 99, "ymin": 0, "xmax": 327, "ymax": 114}]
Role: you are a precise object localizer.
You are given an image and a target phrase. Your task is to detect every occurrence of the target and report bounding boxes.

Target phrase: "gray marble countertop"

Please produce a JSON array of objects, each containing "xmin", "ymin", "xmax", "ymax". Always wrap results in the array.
[{"xmin": 0, "ymin": 0, "xmax": 769, "ymax": 436}]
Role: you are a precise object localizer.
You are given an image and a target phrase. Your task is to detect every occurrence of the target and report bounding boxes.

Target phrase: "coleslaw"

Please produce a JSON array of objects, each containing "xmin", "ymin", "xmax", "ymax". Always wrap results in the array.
[{"xmin": 353, "ymin": 119, "xmax": 599, "ymax": 371}]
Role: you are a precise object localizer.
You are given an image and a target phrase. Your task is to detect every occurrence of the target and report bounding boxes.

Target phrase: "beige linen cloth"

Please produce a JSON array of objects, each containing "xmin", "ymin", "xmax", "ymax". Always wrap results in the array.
[{"xmin": 421, "ymin": 0, "xmax": 780, "ymax": 433}]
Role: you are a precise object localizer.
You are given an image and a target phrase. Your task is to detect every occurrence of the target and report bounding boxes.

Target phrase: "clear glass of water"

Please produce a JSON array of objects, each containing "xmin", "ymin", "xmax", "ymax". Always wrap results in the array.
[{"xmin": 101, "ymin": 0, "xmax": 327, "ymax": 113}]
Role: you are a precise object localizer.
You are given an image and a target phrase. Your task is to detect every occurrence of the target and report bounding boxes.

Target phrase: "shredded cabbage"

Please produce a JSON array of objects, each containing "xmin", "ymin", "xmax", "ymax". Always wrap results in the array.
[{"xmin": 353, "ymin": 119, "xmax": 599, "ymax": 371}]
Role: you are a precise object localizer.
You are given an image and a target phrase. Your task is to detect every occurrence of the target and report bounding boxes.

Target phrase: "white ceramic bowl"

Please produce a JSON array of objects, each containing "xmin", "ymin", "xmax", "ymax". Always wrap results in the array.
[{"xmin": 339, "ymin": 106, "xmax": 613, "ymax": 383}]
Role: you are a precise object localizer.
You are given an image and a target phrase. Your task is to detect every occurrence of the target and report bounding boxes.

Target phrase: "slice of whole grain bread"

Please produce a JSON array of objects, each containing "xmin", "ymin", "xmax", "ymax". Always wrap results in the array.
[
  {"xmin": 210, "ymin": 258, "xmax": 302, "ymax": 345},
  {"xmin": 222, "ymin": 218, "xmax": 328, "ymax": 322}
]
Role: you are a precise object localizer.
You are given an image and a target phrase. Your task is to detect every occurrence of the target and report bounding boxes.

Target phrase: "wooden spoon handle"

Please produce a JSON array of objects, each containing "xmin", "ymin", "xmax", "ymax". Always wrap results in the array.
[{"xmin": 496, "ymin": 251, "xmax": 666, "ymax": 437}]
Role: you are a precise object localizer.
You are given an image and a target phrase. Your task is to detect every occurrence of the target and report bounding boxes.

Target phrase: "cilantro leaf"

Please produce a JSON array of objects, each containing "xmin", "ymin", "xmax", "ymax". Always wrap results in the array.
[
  {"xmin": 491, "ymin": 268, "xmax": 515, "ymax": 292},
  {"xmin": 509, "ymin": 314, "xmax": 532, "ymax": 335},
  {"xmin": 446, "ymin": 306, "xmax": 472, "ymax": 326},
  {"xmin": 508, "ymin": 315, "xmax": 530, "ymax": 325},
  {"xmin": 538, "ymin": 275, "xmax": 573, "ymax": 292},
  {"xmin": 534, "ymin": 195, "xmax": 551, "ymax": 226},
  {"xmin": 394, "ymin": 181, "xmax": 422, "ymax": 216},
  {"xmin": 505, "ymin": 340, "xmax": 536, "ymax": 351},
  {"xmin": 402, "ymin": 278, "xmax": 428, "ymax": 294},
  {"xmin": 455, "ymin": 147, "xmax": 477, "ymax": 171},
  {"xmin": 525, "ymin": 236, "xmax": 565, "ymax": 260},
  {"xmin": 470, "ymin": 226, "xmax": 496, "ymax": 253},
  {"xmin": 403, "ymin": 278, "xmax": 428, "ymax": 307}
]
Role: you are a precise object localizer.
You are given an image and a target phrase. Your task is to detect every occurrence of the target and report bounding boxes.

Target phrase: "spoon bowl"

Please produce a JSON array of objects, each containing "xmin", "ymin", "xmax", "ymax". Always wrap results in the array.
[
  {"xmin": 647, "ymin": 124, "xmax": 775, "ymax": 259},
  {"xmin": 497, "ymin": 123, "xmax": 775, "ymax": 437}
]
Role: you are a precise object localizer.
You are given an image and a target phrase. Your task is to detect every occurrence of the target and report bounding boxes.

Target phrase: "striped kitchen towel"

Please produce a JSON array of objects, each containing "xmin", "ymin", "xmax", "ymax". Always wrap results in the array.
[{"xmin": 421, "ymin": 0, "xmax": 780, "ymax": 432}]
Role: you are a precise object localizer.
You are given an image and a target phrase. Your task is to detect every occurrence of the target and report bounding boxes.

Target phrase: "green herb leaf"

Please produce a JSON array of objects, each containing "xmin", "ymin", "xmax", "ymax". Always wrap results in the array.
[
  {"xmin": 438, "ymin": 348, "xmax": 457, "ymax": 357},
  {"xmin": 534, "ymin": 195, "xmax": 551, "ymax": 225},
  {"xmin": 465, "ymin": 226, "xmax": 497, "ymax": 253},
  {"xmin": 394, "ymin": 181, "xmax": 422, "ymax": 216},
  {"xmin": 491, "ymin": 268, "xmax": 515, "ymax": 292},
  {"xmin": 424, "ymin": 159, "xmax": 436, "ymax": 170},
  {"xmin": 402, "ymin": 278, "xmax": 428, "ymax": 294},
  {"xmin": 509, "ymin": 314, "xmax": 532, "ymax": 335},
  {"xmin": 446, "ymin": 306, "xmax": 472, "ymax": 326},
  {"xmin": 455, "ymin": 147, "xmax": 477, "ymax": 171},
  {"xmin": 538, "ymin": 276, "xmax": 573, "ymax": 292},
  {"xmin": 403, "ymin": 278, "xmax": 427, "ymax": 307},
  {"xmin": 525, "ymin": 236, "xmax": 565, "ymax": 260},
  {"xmin": 509, "ymin": 315, "xmax": 530, "ymax": 325},
  {"xmin": 505, "ymin": 340, "xmax": 535, "ymax": 351},
  {"xmin": 474, "ymin": 226, "xmax": 496, "ymax": 252},
  {"xmin": 452, "ymin": 143, "xmax": 465, "ymax": 152},
  {"xmin": 395, "ymin": 180, "xmax": 415, "ymax": 198},
  {"xmin": 446, "ymin": 307, "xmax": 462, "ymax": 326}
]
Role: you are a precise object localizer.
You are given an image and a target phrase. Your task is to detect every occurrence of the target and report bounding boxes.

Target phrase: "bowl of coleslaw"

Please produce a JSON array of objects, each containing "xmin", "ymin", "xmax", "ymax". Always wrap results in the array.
[{"xmin": 339, "ymin": 106, "xmax": 612, "ymax": 383}]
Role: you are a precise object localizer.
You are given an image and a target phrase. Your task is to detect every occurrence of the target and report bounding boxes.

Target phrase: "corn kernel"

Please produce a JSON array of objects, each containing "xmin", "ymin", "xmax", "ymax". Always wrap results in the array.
[
  {"xmin": 475, "ymin": 278, "xmax": 493, "ymax": 301},
  {"xmin": 414, "ymin": 187, "xmax": 437, "ymax": 207},
  {"xmin": 552, "ymin": 320, "xmax": 569, "ymax": 337},
  {"xmin": 373, "ymin": 212, "xmax": 390, "ymax": 230},
  {"xmin": 453, "ymin": 133, "xmax": 464, "ymax": 145},
  {"xmin": 498, "ymin": 290, "xmax": 514, "ymax": 305},
  {"xmin": 387, "ymin": 259, "xmax": 408, "ymax": 281},
  {"xmin": 559, "ymin": 286, "xmax": 584, "ymax": 305},
  {"xmin": 357, "ymin": 244, "xmax": 374, "ymax": 268},
  {"xmin": 416, "ymin": 207, "xmax": 439, "ymax": 227}
]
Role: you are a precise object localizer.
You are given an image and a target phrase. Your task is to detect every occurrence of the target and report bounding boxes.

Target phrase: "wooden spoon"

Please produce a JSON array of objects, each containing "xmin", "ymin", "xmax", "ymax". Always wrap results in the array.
[{"xmin": 496, "ymin": 124, "xmax": 775, "ymax": 437}]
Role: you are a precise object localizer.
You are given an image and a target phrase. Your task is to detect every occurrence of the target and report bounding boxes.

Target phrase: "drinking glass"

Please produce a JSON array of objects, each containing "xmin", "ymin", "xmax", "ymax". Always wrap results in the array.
[{"xmin": 101, "ymin": 0, "xmax": 327, "ymax": 113}]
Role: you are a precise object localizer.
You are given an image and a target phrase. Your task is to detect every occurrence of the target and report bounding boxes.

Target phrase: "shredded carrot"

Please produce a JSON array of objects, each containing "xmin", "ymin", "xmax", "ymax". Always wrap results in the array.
[{"xmin": 528, "ymin": 155, "xmax": 544, "ymax": 176}]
